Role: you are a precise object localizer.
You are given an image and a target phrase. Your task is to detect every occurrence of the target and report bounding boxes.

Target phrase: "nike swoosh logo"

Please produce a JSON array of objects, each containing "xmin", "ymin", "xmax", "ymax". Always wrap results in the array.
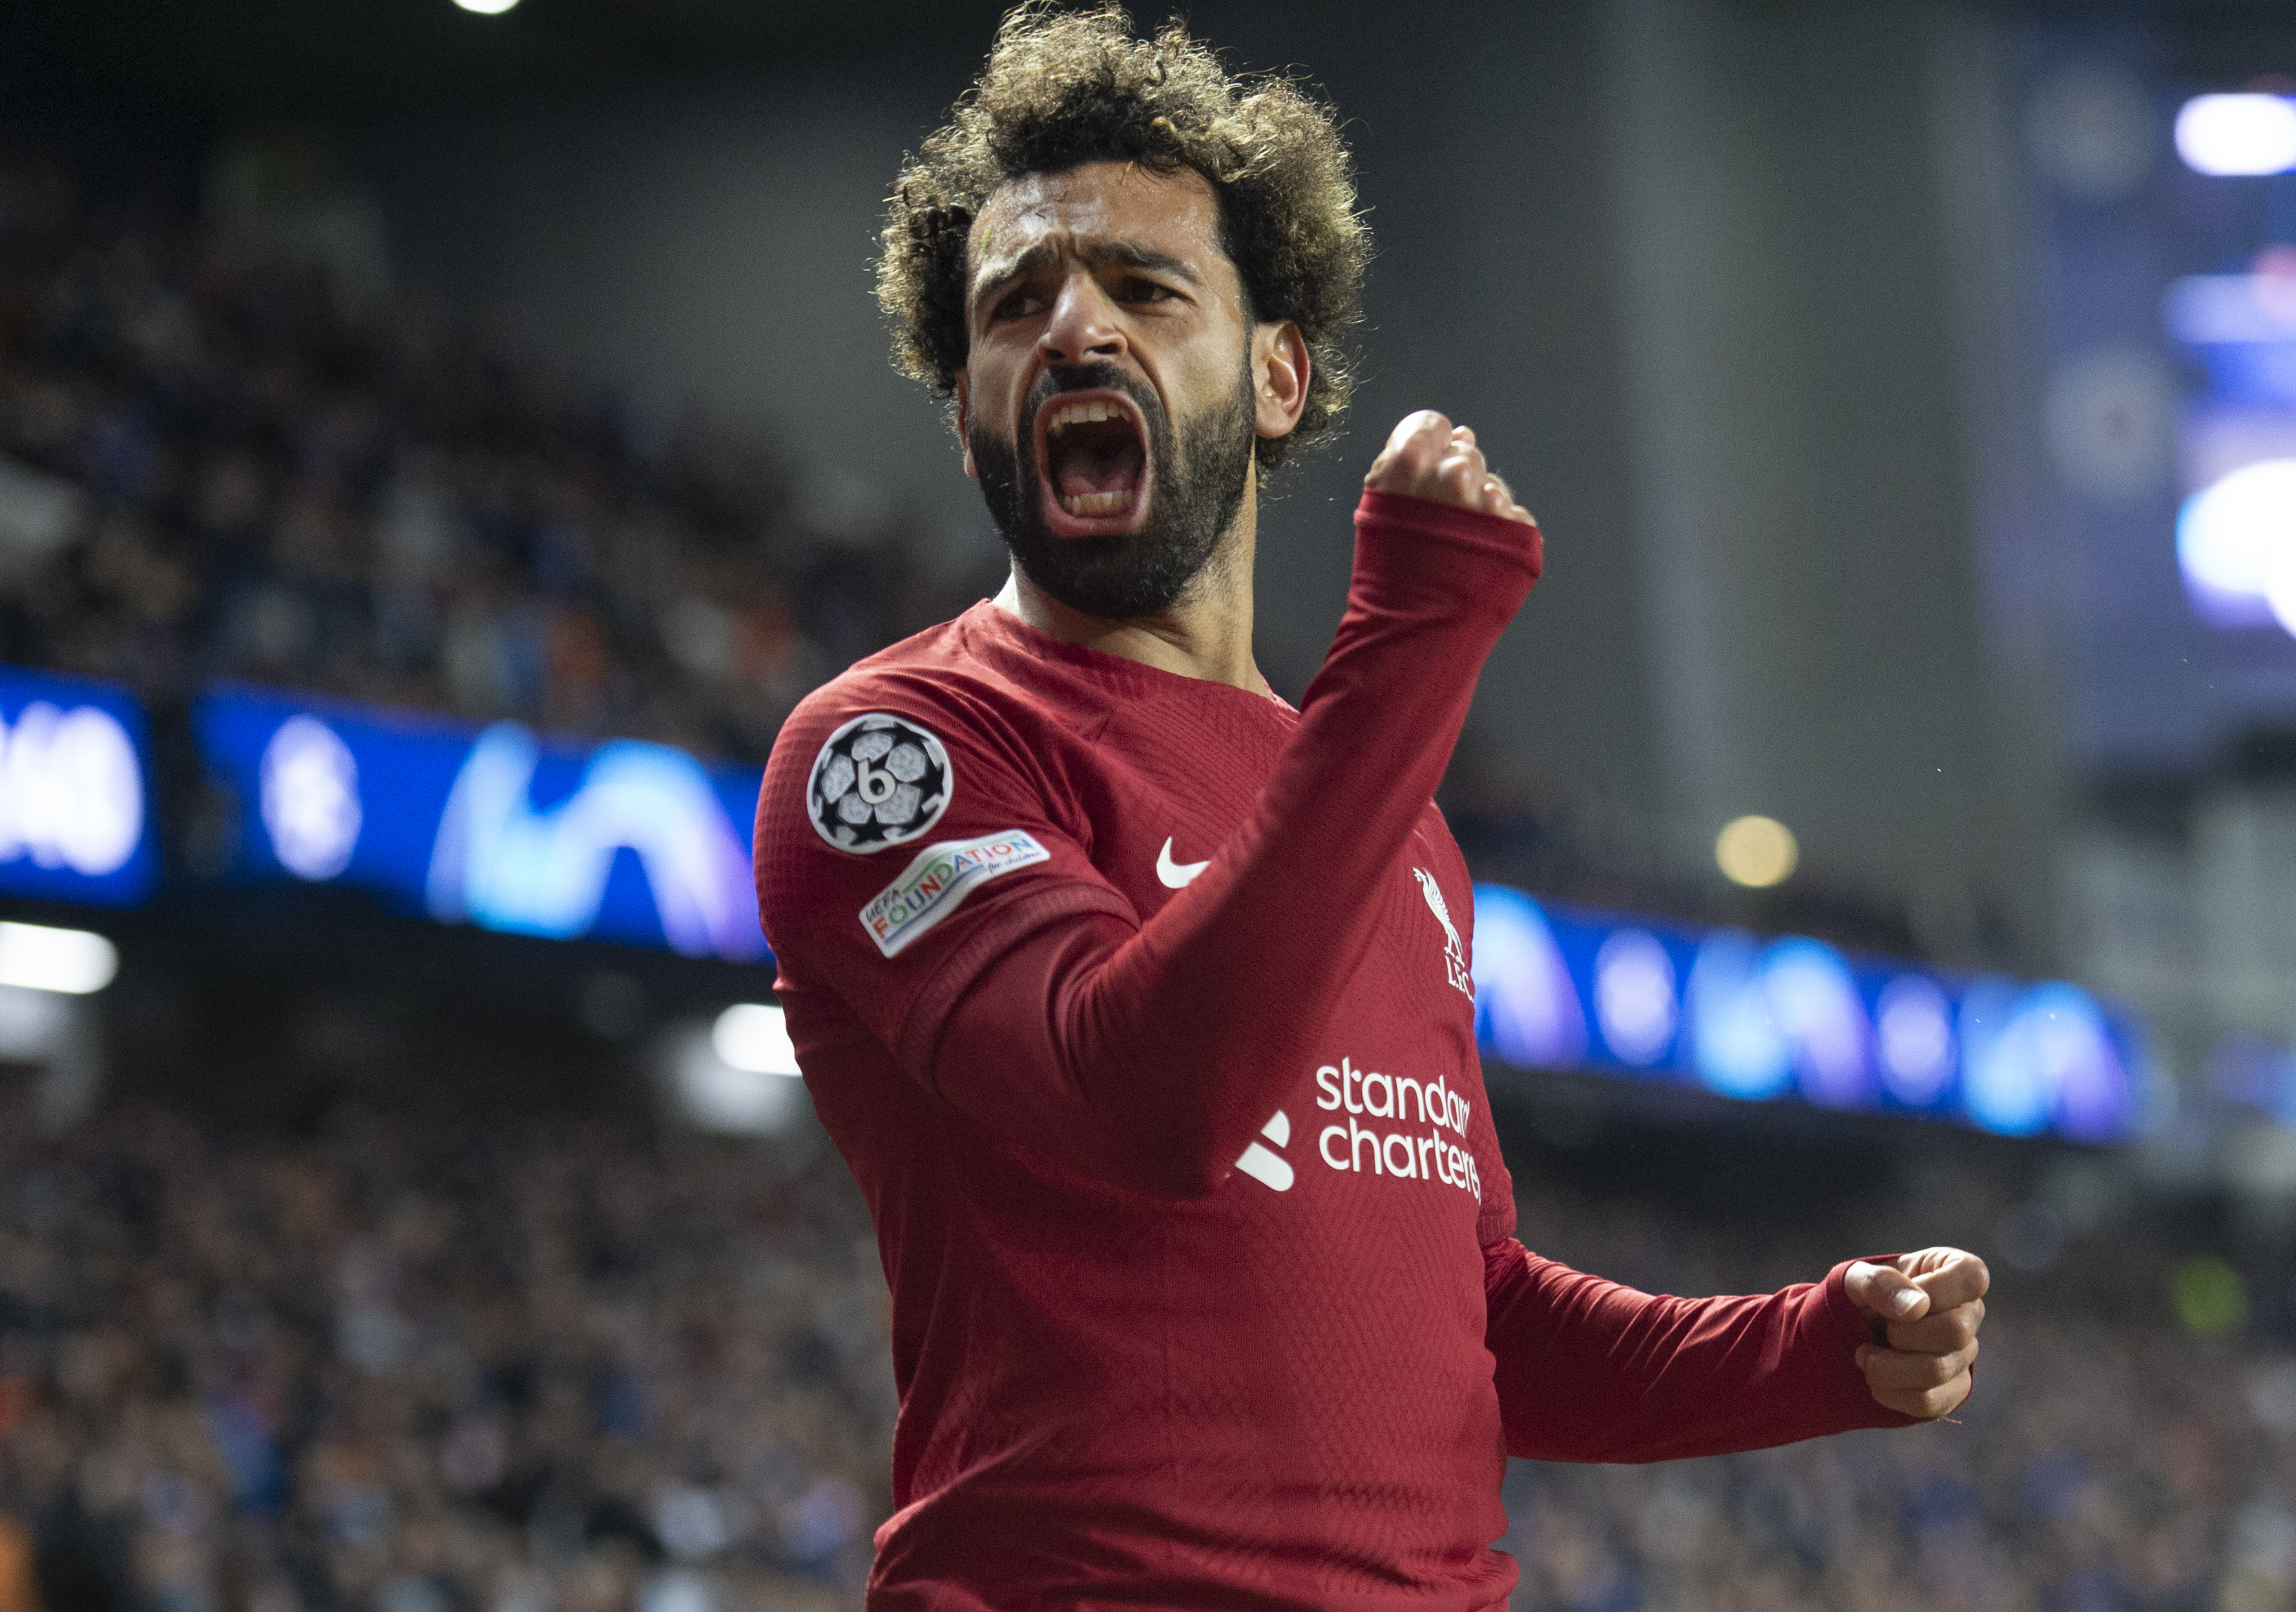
[{"xmin": 1156, "ymin": 836, "xmax": 1211, "ymax": 889}]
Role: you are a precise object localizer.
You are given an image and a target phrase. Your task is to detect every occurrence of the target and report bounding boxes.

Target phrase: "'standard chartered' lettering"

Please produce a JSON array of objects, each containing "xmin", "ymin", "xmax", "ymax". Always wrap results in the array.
[{"xmin": 1313, "ymin": 1056, "xmax": 1481, "ymax": 1198}]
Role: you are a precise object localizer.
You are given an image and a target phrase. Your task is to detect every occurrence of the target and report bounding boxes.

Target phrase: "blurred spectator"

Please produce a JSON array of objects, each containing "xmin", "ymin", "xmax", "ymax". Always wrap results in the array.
[
  {"xmin": 0, "ymin": 147, "xmax": 995, "ymax": 764},
  {"xmin": 1495, "ymin": 1180, "xmax": 2275, "ymax": 1612},
  {"xmin": 0, "ymin": 1100, "xmax": 887, "ymax": 1611},
  {"xmin": 0, "ymin": 1511, "xmax": 32, "ymax": 1612}
]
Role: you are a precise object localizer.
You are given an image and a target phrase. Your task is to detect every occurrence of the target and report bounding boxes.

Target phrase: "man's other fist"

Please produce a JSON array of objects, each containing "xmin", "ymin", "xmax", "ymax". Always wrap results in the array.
[
  {"xmin": 1364, "ymin": 411, "xmax": 1536, "ymax": 526},
  {"xmin": 1846, "ymin": 1248, "xmax": 1989, "ymax": 1421}
]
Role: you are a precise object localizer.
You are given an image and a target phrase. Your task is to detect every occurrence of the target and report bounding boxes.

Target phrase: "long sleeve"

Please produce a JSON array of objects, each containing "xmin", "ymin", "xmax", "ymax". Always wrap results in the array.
[
  {"xmin": 923, "ymin": 490, "xmax": 1541, "ymax": 1195},
  {"xmin": 1482, "ymin": 1237, "xmax": 1923, "ymax": 1463}
]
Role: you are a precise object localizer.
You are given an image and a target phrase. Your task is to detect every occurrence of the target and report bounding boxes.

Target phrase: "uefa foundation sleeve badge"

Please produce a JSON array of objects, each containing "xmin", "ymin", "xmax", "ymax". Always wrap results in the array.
[{"xmin": 808, "ymin": 714, "xmax": 953, "ymax": 853}]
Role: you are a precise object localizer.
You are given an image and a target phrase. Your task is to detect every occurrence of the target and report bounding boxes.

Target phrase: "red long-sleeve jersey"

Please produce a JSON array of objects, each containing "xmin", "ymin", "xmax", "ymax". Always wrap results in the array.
[{"xmin": 753, "ymin": 490, "xmax": 1915, "ymax": 1611}]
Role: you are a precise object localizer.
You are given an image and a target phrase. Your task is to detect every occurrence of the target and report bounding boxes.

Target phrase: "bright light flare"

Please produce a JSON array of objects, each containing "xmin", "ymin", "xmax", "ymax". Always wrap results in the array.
[
  {"xmin": 712, "ymin": 1002, "xmax": 801, "ymax": 1076},
  {"xmin": 2178, "ymin": 458, "xmax": 2296, "ymax": 635},
  {"xmin": 0, "ymin": 922, "xmax": 117, "ymax": 994},
  {"xmin": 1715, "ymin": 816, "xmax": 1798, "ymax": 888},
  {"xmin": 453, "ymin": 0, "xmax": 521, "ymax": 13},
  {"xmin": 2176, "ymin": 94, "xmax": 2296, "ymax": 176}
]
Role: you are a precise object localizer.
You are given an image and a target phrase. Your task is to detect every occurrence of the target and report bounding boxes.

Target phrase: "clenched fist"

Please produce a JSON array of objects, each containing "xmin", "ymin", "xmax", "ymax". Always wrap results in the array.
[
  {"xmin": 1364, "ymin": 411, "xmax": 1536, "ymax": 526},
  {"xmin": 1846, "ymin": 1248, "xmax": 1988, "ymax": 1420}
]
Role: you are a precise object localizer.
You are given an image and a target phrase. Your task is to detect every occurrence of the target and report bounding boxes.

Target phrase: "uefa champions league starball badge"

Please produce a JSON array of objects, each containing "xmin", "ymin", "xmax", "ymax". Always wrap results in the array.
[{"xmin": 807, "ymin": 713, "xmax": 953, "ymax": 852}]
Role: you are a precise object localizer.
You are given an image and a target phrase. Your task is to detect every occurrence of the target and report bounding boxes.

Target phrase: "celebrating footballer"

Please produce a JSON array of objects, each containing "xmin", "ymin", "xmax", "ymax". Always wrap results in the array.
[{"xmin": 753, "ymin": 7, "xmax": 1989, "ymax": 1608}]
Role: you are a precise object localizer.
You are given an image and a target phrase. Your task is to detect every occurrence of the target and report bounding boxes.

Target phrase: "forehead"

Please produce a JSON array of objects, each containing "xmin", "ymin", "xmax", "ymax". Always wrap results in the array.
[{"xmin": 966, "ymin": 161, "xmax": 1233, "ymax": 293}]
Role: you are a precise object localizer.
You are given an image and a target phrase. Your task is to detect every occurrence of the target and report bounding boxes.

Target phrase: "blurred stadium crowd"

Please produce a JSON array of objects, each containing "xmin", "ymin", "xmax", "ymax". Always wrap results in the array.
[
  {"xmin": 0, "ymin": 1101, "xmax": 890, "ymax": 1612},
  {"xmin": 0, "ymin": 142, "xmax": 1965, "ymax": 962},
  {"xmin": 0, "ymin": 150, "xmax": 989, "ymax": 766},
  {"xmin": 1499, "ymin": 1184, "xmax": 2286, "ymax": 1612},
  {"xmin": 0, "ymin": 1095, "xmax": 2282, "ymax": 1612}
]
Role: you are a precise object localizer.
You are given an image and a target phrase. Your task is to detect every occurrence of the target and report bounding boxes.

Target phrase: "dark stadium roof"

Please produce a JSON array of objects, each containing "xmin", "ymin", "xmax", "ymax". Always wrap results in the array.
[
  {"xmin": 6, "ymin": 0, "xmax": 2292, "ymax": 127},
  {"xmin": 0, "ymin": 0, "xmax": 1004, "ymax": 121}
]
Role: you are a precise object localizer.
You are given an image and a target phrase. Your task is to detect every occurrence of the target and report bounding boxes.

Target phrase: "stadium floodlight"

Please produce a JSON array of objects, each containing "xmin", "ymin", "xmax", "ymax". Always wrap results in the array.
[
  {"xmin": 2175, "ymin": 94, "xmax": 2296, "ymax": 176},
  {"xmin": 0, "ymin": 922, "xmax": 117, "ymax": 994},
  {"xmin": 712, "ymin": 1003, "xmax": 802, "ymax": 1077},
  {"xmin": 669, "ymin": 1019, "xmax": 802, "ymax": 1136},
  {"xmin": 1714, "ymin": 815, "xmax": 1797, "ymax": 888},
  {"xmin": 454, "ymin": 0, "xmax": 521, "ymax": 12}
]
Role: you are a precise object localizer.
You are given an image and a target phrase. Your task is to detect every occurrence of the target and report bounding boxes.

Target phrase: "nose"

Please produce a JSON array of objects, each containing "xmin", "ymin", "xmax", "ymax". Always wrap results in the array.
[{"xmin": 1038, "ymin": 271, "xmax": 1127, "ymax": 366}]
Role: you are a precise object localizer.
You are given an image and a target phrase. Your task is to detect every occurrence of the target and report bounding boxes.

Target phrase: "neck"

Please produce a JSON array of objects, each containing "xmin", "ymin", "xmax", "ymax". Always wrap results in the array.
[{"xmin": 995, "ymin": 475, "xmax": 1265, "ymax": 694}]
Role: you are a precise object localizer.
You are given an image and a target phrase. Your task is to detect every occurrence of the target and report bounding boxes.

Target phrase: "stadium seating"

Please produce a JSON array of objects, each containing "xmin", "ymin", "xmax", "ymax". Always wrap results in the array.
[
  {"xmin": 0, "ymin": 150, "xmax": 987, "ymax": 769},
  {"xmin": 0, "ymin": 1100, "xmax": 886, "ymax": 1611},
  {"xmin": 0, "ymin": 1092, "xmax": 2276, "ymax": 1612}
]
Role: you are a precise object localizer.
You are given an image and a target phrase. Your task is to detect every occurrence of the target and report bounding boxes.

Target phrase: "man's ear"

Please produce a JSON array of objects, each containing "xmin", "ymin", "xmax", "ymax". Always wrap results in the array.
[
  {"xmin": 1252, "ymin": 322, "xmax": 1310, "ymax": 442},
  {"xmin": 955, "ymin": 371, "xmax": 978, "ymax": 479}
]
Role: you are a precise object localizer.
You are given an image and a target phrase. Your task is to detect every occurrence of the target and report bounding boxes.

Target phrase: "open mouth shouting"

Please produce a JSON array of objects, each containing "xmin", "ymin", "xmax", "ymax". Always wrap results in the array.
[
  {"xmin": 1035, "ymin": 389, "xmax": 1153, "ymax": 537},
  {"xmin": 972, "ymin": 357, "xmax": 1251, "ymax": 621}
]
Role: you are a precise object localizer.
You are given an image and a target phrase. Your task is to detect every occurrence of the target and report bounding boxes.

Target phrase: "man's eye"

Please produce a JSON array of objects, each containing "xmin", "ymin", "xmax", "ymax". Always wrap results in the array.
[
  {"xmin": 1118, "ymin": 278, "xmax": 1174, "ymax": 304},
  {"xmin": 990, "ymin": 291, "xmax": 1042, "ymax": 322}
]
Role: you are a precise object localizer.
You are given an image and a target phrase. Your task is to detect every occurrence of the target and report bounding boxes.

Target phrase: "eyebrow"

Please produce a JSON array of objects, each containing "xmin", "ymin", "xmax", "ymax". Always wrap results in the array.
[{"xmin": 970, "ymin": 239, "xmax": 1205, "ymax": 318}]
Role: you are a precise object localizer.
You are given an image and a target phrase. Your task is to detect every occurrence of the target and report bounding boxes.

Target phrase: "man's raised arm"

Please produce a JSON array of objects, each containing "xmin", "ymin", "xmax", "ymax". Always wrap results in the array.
[{"xmin": 926, "ymin": 414, "xmax": 1539, "ymax": 1195}]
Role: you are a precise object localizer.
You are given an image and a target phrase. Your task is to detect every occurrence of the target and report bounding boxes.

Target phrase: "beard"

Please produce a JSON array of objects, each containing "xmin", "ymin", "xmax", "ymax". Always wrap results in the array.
[{"xmin": 970, "ymin": 360, "xmax": 1257, "ymax": 621}]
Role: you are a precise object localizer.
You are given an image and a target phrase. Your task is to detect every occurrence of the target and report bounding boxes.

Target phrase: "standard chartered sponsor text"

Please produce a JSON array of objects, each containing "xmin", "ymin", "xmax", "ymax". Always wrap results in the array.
[{"xmin": 1313, "ymin": 1056, "xmax": 1481, "ymax": 1197}]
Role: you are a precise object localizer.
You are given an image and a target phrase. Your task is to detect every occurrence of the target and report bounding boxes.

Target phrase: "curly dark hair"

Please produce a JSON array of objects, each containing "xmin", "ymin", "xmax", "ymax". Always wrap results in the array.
[{"xmin": 877, "ymin": 3, "xmax": 1368, "ymax": 473}]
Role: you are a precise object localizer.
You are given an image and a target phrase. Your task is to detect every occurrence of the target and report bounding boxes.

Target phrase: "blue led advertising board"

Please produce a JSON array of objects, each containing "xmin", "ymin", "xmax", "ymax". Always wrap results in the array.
[
  {"xmin": 196, "ymin": 687, "xmax": 766, "ymax": 962},
  {"xmin": 193, "ymin": 685, "xmax": 2145, "ymax": 1141},
  {"xmin": 0, "ymin": 665, "xmax": 158, "ymax": 908},
  {"xmin": 1470, "ymin": 887, "xmax": 2144, "ymax": 1143}
]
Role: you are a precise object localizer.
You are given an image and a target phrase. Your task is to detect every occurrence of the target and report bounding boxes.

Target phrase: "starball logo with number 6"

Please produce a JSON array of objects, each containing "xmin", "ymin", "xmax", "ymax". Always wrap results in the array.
[{"xmin": 807, "ymin": 714, "xmax": 954, "ymax": 854}]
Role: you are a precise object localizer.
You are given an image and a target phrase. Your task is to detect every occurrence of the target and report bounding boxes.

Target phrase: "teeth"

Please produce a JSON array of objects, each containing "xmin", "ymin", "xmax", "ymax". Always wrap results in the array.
[
  {"xmin": 1047, "ymin": 399, "xmax": 1124, "ymax": 435},
  {"xmin": 1046, "ymin": 400, "xmax": 1138, "ymax": 521},
  {"xmin": 1060, "ymin": 491, "xmax": 1131, "ymax": 517}
]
